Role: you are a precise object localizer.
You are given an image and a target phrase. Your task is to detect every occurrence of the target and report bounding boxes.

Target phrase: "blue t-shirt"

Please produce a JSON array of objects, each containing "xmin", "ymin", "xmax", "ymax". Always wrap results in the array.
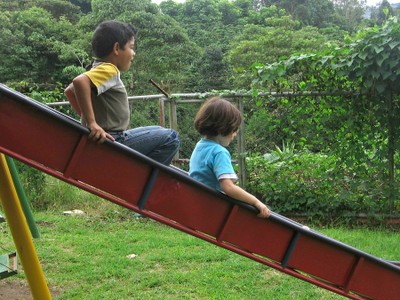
[{"xmin": 189, "ymin": 139, "xmax": 238, "ymax": 191}]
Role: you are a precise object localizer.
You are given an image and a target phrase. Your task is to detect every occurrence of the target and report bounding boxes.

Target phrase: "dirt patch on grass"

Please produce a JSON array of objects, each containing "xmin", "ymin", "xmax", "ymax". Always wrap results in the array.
[
  {"xmin": 0, "ymin": 279, "xmax": 33, "ymax": 300},
  {"xmin": 0, "ymin": 278, "xmax": 60, "ymax": 300}
]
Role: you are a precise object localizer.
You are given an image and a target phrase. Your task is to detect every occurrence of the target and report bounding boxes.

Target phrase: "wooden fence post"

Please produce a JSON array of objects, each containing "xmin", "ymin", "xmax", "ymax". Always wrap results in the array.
[
  {"xmin": 169, "ymin": 98, "xmax": 179, "ymax": 165},
  {"xmin": 159, "ymin": 96, "xmax": 165, "ymax": 127},
  {"xmin": 237, "ymin": 98, "xmax": 246, "ymax": 188}
]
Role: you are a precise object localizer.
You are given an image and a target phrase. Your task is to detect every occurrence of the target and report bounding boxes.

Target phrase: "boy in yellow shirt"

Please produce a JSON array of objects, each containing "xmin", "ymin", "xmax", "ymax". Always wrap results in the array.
[{"xmin": 65, "ymin": 20, "xmax": 179, "ymax": 165}]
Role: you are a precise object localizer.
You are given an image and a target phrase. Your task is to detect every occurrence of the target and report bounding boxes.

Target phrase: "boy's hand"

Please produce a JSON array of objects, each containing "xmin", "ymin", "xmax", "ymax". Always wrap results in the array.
[
  {"xmin": 255, "ymin": 201, "xmax": 271, "ymax": 218},
  {"xmin": 88, "ymin": 123, "xmax": 114, "ymax": 143}
]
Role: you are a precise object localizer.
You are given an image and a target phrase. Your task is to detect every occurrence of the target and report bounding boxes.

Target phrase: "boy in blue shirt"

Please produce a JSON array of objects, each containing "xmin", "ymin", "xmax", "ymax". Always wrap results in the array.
[
  {"xmin": 189, "ymin": 97, "xmax": 270, "ymax": 218},
  {"xmin": 65, "ymin": 20, "xmax": 179, "ymax": 165}
]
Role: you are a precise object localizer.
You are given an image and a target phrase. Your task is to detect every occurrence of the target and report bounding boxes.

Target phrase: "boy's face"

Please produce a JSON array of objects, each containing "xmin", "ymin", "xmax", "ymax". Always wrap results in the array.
[{"xmin": 117, "ymin": 37, "xmax": 136, "ymax": 71}]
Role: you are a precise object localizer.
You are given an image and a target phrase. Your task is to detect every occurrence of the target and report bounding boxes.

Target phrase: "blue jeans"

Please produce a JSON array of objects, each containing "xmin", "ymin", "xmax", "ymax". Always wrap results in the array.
[{"xmin": 112, "ymin": 126, "xmax": 180, "ymax": 165}]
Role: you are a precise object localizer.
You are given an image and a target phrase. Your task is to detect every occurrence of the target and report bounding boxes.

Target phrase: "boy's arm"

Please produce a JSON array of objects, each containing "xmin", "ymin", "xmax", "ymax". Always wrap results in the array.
[
  {"xmin": 72, "ymin": 74, "xmax": 114, "ymax": 143},
  {"xmin": 64, "ymin": 83, "xmax": 82, "ymax": 115},
  {"xmin": 220, "ymin": 179, "xmax": 270, "ymax": 218}
]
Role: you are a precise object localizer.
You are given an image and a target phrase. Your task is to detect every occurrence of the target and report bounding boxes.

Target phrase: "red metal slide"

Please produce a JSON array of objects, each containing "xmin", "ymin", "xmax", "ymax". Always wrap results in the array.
[{"xmin": 0, "ymin": 84, "xmax": 399, "ymax": 299}]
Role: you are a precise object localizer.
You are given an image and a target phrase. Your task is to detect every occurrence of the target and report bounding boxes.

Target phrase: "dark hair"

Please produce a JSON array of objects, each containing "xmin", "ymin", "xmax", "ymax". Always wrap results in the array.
[
  {"xmin": 194, "ymin": 97, "xmax": 242, "ymax": 137},
  {"xmin": 91, "ymin": 20, "xmax": 137, "ymax": 58}
]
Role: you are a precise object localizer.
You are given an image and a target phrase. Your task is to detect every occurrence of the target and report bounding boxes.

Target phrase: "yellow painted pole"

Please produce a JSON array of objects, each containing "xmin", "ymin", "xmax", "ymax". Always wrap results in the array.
[{"xmin": 0, "ymin": 154, "xmax": 51, "ymax": 300}]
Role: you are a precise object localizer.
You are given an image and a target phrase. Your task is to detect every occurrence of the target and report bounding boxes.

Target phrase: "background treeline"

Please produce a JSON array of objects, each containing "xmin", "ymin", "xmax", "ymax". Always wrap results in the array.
[
  {"xmin": 1, "ymin": 0, "xmax": 400, "ymax": 224},
  {"xmin": 1, "ymin": 0, "xmax": 396, "ymax": 93}
]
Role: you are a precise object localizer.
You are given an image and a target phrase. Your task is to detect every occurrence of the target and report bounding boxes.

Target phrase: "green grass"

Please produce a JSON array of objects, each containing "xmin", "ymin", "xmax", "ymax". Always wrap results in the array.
[
  {"xmin": 1, "ymin": 200, "xmax": 399, "ymax": 300},
  {"xmin": 1, "ymin": 180, "xmax": 399, "ymax": 299}
]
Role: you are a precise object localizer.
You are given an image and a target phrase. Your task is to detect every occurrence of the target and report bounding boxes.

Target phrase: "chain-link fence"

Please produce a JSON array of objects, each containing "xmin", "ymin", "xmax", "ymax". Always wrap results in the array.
[
  {"xmin": 49, "ymin": 93, "xmax": 248, "ymax": 185},
  {"xmin": 50, "ymin": 91, "xmax": 360, "ymax": 189},
  {"xmin": 145, "ymin": 95, "xmax": 246, "ymax": 185}
]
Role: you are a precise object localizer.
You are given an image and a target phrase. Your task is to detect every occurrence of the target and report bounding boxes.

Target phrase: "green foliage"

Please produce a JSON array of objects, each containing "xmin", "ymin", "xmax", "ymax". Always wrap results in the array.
[
  {"xmin": 251, "ymin": 47, "xmax": 351, "ymax": 92},
  {"xmin": 3, "ymin": 0, "xmax": 400, "ymax": 222},
  {"xmin": 14, "ymin": 161, "xmax": 46, "ymax": 204},
  {"xmin": 332, "ymin": 0, "xmax": 368, "ymax": 32},
  {"xmin": 334, "ymin": 17, "xmax": 400, "ymax": 200},
  {"xmin": 246, "ymin": 146, "xmax": 397, "ymax": 223},
  {"xmin": 78, "ymin": 0, "xmax": 203, "ymax": 94},
  {"xmin": 5, "ymin": 209, "xmax": 397, "ymax": 299},
  {"xmin": 36, "ymin": 176, "xmax": 107, "ymax": 211},
  {"xmin": 227, "ymin": 21, "xmax": 331, "ymax": 89},
  {"xmin": 89, "ymin": 0, "xmax": 158, "ymax": 23},
  {"xmin": 60, "ymin": 65, "xmax": 87, "ymax": 83},
  {"xmin": 376, "ymin": 0, "xmax": 395, "ymax": 25},
  {"xmin": 252, "ymin": 16, "xmax": 400, "ymax": 99},
  {"xmin": 244, "ymin": 94, "xmax": 352, "ymax": 154},
  {"xmin": 22, "ymin": 0, "xmax": 82, "ymax": 22},
  {"xmin": 8, "ymin": 82, "xmax": 65, "ymax": 106},
  {"xmin": 0, "ymin": 5, "xmax": 80, "ymax": 84},
  {"xmin": 188, "ymin": 45, "xmax": 230, "ymax": 92},
  {"xmin": 9, "ymin": 81, "xmax": 79, "ymax": 117},
  {"xmin": 0, "ymin": 0, "xmax": 387, "ymax": 93},
  {"xmin": 341, "ymin": 17, "xmax": 400, "ymax": 96},
  {"xmin": 250, "ymin": 17, "xmax": 400, "ymax": 212},
  {"xmin": 0, "ymin": 0, "xmax": 361, "ymax": 92}
]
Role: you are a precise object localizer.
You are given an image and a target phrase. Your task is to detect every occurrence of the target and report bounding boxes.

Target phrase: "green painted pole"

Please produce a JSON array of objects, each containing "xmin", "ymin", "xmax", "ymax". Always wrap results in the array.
[{"xmin": 5, "ymin": 156, "xmax": 40, "ymax": 238}]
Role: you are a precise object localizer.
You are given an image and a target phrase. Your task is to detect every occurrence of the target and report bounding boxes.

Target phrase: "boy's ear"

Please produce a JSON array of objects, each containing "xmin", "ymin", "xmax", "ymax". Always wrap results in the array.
[{"xmin": 112, "ymin": 42, "xmax": 120, "ymax": 55}]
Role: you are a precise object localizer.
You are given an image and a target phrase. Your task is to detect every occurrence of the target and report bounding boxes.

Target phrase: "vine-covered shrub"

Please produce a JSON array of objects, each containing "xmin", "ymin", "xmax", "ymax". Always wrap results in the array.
[
  {"xmin": 249, "ymin": 17, "xmax": 400, "ymax": 216},
  {"xmin": 245, "ymin": 145, "xmax": 398, "ymax": 223}
]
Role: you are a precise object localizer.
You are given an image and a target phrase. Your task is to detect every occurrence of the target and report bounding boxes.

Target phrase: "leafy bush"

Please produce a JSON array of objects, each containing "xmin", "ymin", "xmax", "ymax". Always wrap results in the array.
[{"xmin": 245, "ymin": 144, "xmax": 398, "ymax": 224}]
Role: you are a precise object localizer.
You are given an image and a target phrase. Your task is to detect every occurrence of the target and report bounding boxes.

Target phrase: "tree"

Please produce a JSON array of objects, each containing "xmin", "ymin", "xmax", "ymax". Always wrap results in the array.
[
  {"xmin": 377, "ymin": 0, "xmax": 395, "ymax": 25},
  {"xmin": 70, "ymin": 0, "xmax": 91, "ymax": 14},
  {"xmin": 22, "ymin": 0, "xmax": 82, "ymax": 22},
  {"xmin": 218, "ymin": 0, "xmax": 241, "ymax": 26},
  {"xmin": 296, "ymin": 0, "xmax": 336, "ymax": 27},
  {"xmin": 332, "ymin": 0, "xmax": 367, "ymax": 32},
  {"xmin": 159, "ymin": 0, "xmax": 184, "ymax": 18},
  {"xmin": 227, "ymin": 14, "xmax": 329, "ymax": 88},
  {"xmin": 0, "ymin": 6, "xmax": 78, "ymax": 83},
  {"xmin": 258, "ymin": 0, "xmax": 337, "ymax": 28},
  {"xmin": 187, "ymin": 46, "xmax": 230, "ymax": 92},
  {"xmin": 79, "ymin": 0, "xmax": 201, "ymax": 94}
]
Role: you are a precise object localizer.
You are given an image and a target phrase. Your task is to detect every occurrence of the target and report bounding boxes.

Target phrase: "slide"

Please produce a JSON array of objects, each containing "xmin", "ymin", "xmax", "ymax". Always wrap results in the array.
[{"xmin": 0, "ymin": 83, "xmax": 399, "ymax": 299}]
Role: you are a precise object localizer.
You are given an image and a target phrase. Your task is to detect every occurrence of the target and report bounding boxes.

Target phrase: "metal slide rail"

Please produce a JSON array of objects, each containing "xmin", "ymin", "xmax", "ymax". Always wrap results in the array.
[{"xmin": 0, "ymin": 84, "xmax": 399, "ymax": 299}]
